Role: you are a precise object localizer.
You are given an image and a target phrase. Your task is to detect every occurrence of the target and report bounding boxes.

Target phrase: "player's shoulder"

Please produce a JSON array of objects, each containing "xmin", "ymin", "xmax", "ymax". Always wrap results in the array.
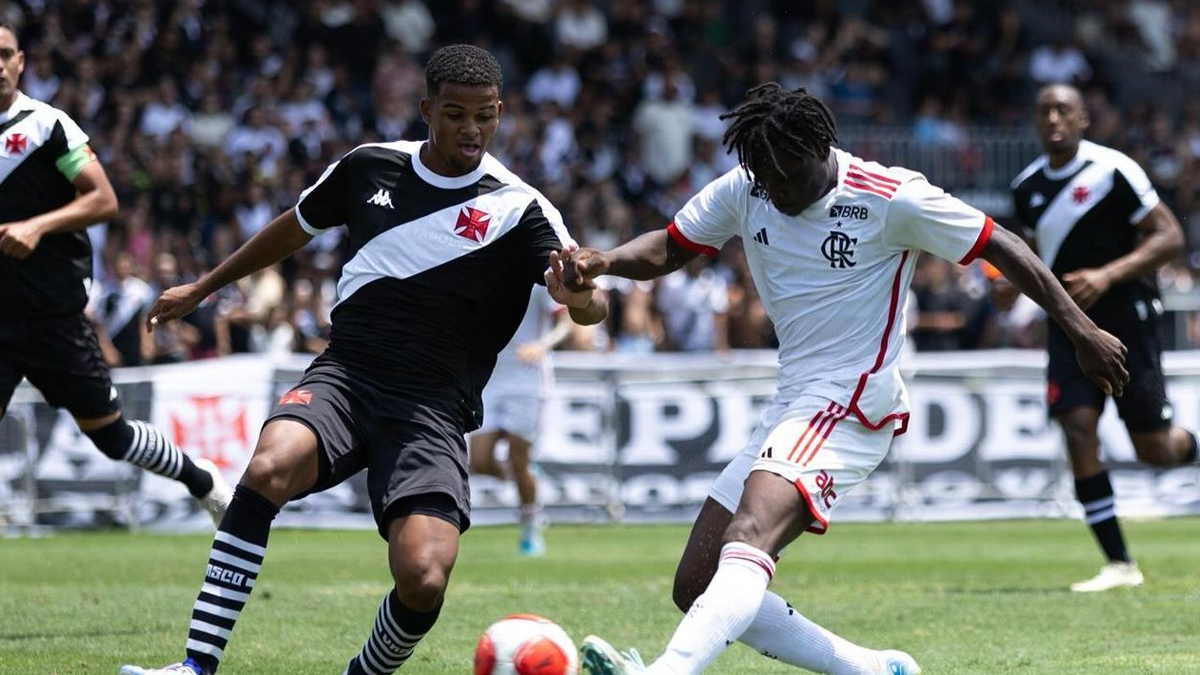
[
  {"xmin": 339, "ymin": 139, "xmax": 418, "ymax": 167},
  {"xmin": 1077, "ymin": 140, "xmax": 1146, "ymax": 178},
  {"xmin": 1010, "ymin": 154, "xmax": 1048, "ymax": 191},
  {"xmin": 478, "ymin": 153, "xmax": 559, "ymax": 213},
  {"xmin": 836, "ymin": 148, "xmax": 921, "ymax": 203},
  {"xmin": 13, "ymin": 91, "xmax": 80, "ymax": 131}
]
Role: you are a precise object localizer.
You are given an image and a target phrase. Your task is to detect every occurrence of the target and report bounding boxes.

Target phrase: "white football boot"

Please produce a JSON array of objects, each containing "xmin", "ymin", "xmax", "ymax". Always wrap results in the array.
[
  {"xmin": 580, "ymin": 635, "xmax": 646, "ymax": 675},
  {"xmin": 879, "ymin": 649, "xmax": 922, "ymax": 674},
  {"xmin": 193, "ymin": 458, "xmax": 232, "ymax": 528},
  {"xmin": 1070, "ymin": 561, "xmax": 1144, "ymax": 592}
]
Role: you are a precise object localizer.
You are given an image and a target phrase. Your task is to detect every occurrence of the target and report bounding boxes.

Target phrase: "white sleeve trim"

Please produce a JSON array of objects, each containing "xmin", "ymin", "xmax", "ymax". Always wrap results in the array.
[
  {"xmin": 293, "ymin": 205, "xmax": 328, "ymax": 236},
  {"xmin": 1129, "ymin": 193, "xmax": 1160, "ymax": 225}
]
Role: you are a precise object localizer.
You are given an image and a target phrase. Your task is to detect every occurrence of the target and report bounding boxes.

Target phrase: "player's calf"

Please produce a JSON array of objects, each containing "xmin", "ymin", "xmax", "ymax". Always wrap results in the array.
[{"xmin": 1130, "ymin": 428, "xmax": 1200, "ymax": 467}]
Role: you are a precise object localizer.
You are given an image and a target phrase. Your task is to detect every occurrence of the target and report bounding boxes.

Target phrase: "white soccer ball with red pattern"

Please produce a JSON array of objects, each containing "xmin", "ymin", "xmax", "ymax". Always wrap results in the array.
[{"xmin": 474, "ymin": 614, "xmax": 578, "ymax": 675}]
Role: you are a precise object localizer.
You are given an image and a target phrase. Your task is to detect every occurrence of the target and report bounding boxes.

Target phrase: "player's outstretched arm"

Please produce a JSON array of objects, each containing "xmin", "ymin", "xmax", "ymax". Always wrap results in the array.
[
  {"xmin": 981, "ymin": 223, "xmax": 1129, "ymax": 395},
  {"xmin": 0, "ymin": 160, "xmax": 117, "ymax": 259},
  {"xmin": 147, "ymin": 209, "xmax": 312, "ymax": 330},
  {"xmin": 562, "ymin": 229, "xmax": 699, "ymax": 291}
]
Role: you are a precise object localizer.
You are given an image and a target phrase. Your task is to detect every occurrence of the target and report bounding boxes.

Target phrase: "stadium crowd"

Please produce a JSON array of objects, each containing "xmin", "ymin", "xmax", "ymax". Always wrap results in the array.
[{"xmin": 10, "ymin": 0, "xmax": 1200, "ymax": 364}]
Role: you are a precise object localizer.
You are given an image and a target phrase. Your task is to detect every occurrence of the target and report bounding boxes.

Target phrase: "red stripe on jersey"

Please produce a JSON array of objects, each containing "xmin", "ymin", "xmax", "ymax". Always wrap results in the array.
[
  {"xmin": 787, "ymin": 403, "xmax": 836, "ymax": 462},
  {"xmin": 849, "ymin": 165, "xmax": 901, "ymax": 186},
  {"xmin": 846, "ymin": 251, "xmax": 911, "ymax": 433},
  {"xmin": 957, "ymin": 216, "xmax": 995, "ymax": 265},
  {"xmin": 801, "ymin": 406, "xmax": 850, "ymax": 467},
  {"xmin": 666, "ymin": 222, "xmax": 719, "ymax": 257},
  {"xmin": 843, "ymin": 179, "xmax": 894, "ymax": 200},
  {"xmin": 845, "ymin": 170, "xmax": 898, "ymax": 192}
]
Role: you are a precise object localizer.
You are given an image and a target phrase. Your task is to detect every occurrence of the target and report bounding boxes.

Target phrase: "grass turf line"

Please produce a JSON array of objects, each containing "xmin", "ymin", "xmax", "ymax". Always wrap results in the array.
[{"xmin": 2, "ymin": 518, "xmax": 1199, "ymax": 674}]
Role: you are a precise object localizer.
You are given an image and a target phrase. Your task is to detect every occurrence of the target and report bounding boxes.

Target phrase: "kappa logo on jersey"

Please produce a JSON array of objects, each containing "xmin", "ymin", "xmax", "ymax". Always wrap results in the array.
[
  {"xmin": 4, "ymin": 132, "xmax": 27, "ymax": 155},
  {"xmin": 814, "ymin": 470, "xmax": 837, "ymax": 509},
  {"xmin": 1029, "ymin": 192, "xmax": 1045, "ymax": 208},
  {"xmin": 752, "ymin": 228, "xmax": 770, "ymax": 246},
  {"xmin": 828, "ymin": 204, "xmax": 869, "ymax": 220},
  {"xmin": 455, "ymin": 206, "xmax": 491, "ymax": 242},
  {"xmin": 1071, "ymin": 185, "xmax": 1090, "ymax": 204},
  {"xmin": 821, "ymin": 226, "xmax": 858, "ymax": 268},
  {"xmin": 366, "ymin": 188, "xmax": 394, "ymax": 208},
  {"xmin": 278, "ymin": 389, "xmax": 313, "ymax": 406}
]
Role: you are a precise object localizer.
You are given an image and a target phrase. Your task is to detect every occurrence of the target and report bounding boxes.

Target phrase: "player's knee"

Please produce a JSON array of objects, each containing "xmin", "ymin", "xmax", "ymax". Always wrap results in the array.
[
  {"xmin": 393, "ymin": 561, "xmax": 450, "ymax": 612},
  {"xmin": 241, "ymin": 445, "xmax": 309, "ymax": 503},
  {"xmin": 81, "ymin": 416, "xmax": 134, "ymax": 461},
  {"xmin": 722, "ymin": 511, "xmax": 765, "ymax": 549}
]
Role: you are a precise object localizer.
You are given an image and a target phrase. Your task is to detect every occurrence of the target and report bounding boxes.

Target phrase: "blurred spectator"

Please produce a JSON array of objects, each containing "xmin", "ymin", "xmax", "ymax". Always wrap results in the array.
[
  {"xmin": 910, "ymin": 257, "xmax": 980, "ymax": 351},
  {"xmin": 657, "ymin": 257, "xmax": 730, "ymax": 352},
  {"xmin": 89, "ymin": 252, "xmax": 154, "ymax": 367},
  {"xmin": 632, "ymin": 77, "xmax": 694, "ymax": 186},
  {"xmin": 556, "ymin": 0, "xmax": 608, "ymax": 52},
  {"xmin": 1029, "ymin": 36, "xmax": 1092, "ymax": 86},
  {"xmin": 978, "ymin": 264, "xmax": 1046, "ymax": 349}
]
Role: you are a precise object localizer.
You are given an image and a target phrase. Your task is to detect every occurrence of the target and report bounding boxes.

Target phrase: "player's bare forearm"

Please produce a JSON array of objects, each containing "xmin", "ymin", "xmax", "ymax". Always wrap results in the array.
[
  {"xmin": 568, "ymin": 293, "xmax": 608, "ymax": 326},
  {"xmin": 604, "ymin": 229, "xmax": 700, "ymax": 280},
  {"xmin": 1099, "ymin": 203, "xmax": 1185, "ymax": 285},
  {"xmin": 981, "ymin": 224, "xmax": 1094, "ymax": 341},
  {"xmin": 195, "ymin": 209, "xmax": 312, "ymax": 296}
]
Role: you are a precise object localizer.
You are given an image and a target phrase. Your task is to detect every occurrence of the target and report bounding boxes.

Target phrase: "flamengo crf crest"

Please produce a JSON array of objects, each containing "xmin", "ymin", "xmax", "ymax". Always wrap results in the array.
[{"xmin": 821, "ymin": 229, "xmax": 857, "ymax": 268}]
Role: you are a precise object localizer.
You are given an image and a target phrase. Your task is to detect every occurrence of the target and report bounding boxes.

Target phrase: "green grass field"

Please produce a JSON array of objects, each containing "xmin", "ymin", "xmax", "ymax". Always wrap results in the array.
[{"xmin": 3, "ymin": 518, "xmax": 1200, "ymax": 675}]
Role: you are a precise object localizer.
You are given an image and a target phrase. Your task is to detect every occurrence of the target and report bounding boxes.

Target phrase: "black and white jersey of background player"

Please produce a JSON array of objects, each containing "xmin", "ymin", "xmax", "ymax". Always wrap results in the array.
[
  {"xmin": 1012, "ymin": 138, "xmax": 1174, "ymax": 429},
  {"xmin": 0, "ymin": 21, "xmax": 229, "ymax": 526}
]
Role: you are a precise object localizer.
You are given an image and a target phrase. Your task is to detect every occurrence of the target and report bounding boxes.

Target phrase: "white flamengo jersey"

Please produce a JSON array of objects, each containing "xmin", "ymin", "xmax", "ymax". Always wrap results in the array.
[{"xmin": 671, "ymin": 148, "xmax": 993, "ymax": 432}]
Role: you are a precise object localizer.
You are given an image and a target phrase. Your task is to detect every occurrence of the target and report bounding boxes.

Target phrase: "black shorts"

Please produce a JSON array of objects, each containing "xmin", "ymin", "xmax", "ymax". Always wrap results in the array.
[
  {"xmin": 1046, "ymin": 301, "xmax": 1171, "ymax": 433},
  {"xmin": 0, "ymin": 312, "xmax": 120, "ymax": 419},
  {"xmin": 266, "ymin": 355, "xmax": 471, "ymax": 538}
]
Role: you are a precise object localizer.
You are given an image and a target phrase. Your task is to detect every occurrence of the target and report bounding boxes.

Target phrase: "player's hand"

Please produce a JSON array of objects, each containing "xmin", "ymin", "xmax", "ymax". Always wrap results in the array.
[
  {"xmin": 561, "ymin": 247, "xmax": 610, "ymax": 292},
  {"xmin": 147, "ymin": 283, "xmax": 204, "ymax": 332},
  {"xmin": 0, "ymin": 220, "xmax": 45, "ymax": 259},
  {"xmin": 516, "ymin": 342, "xmax": 546, "ymax": 364},
  {"xmin": 1062, "ymin": 268, "xmax": 1111, "ymax": 311},
  {"xmin": 1074, "ymin": 326, "xmax": 1129, "ymax": 397},
  {"xmin": 546, "ymin": 247, "xmax": 594, "ymax": 309}
]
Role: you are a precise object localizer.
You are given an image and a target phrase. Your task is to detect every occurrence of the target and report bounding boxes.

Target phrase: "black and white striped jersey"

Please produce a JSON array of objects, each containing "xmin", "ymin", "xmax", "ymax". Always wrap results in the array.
[
  {"xmin": 295, "ymin": 140, "xmax": 575, "ymax": 428},
  {"xmin": 1010, "ymin": 140, "xmax": 1161, "ymax": 314},
  {"xmin": 0, "ymin": 92, "xmax": 95, "ymax": 317}
]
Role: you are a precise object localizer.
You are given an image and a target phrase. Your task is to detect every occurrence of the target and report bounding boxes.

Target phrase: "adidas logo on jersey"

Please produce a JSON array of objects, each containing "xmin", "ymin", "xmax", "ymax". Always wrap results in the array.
[
  {"xmin": 366, "ymin": 188, "xmax": 394, "ymax": 208},
  {"xmin": 752, "ymin": 228, "xmax": 770, "ymax": 245}
]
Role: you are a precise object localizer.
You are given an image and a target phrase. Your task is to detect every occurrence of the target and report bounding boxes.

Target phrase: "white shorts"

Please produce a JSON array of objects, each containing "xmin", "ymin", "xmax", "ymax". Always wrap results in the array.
[
  {"xmin": 478, "ymin": 389, "xmax": 542, "ymax": 442},
  {"xmin": 708, "ymin": 394, "xmax": 896, "ymax": 534}
]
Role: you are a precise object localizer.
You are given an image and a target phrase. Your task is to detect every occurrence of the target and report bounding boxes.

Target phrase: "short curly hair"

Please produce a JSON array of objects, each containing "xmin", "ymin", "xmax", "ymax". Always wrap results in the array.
[{"xmin": 424, "ymin": 44, "xmax": 503, "ymax": 98}]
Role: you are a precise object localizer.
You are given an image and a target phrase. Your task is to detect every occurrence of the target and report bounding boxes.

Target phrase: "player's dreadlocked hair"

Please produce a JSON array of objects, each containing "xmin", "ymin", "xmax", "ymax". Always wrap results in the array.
[
  {"xmin": 720, "ymin": 83, "xmax": 838, "ymax": 182},
  {"xmin": 424, "ymin": 44, "xmax": 503, "ymax": 98}
]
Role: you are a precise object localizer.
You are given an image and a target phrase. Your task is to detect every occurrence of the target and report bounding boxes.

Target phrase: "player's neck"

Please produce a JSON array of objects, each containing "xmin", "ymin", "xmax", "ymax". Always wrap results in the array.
[
  {"xmin": 1046, "ymin": 144, "xmax": 1080, "ymax": 170},
  {"xmin": 0, "ymin": 90, "xmax": 16, "ymax": 112},
  {"xmin": 419, "ymin": 141, "xmax": 474, "ymax": 178}
]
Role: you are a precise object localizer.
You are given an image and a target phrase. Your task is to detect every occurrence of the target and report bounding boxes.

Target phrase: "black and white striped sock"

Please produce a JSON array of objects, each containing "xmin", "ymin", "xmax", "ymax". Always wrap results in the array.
[
  {"xmin": 185, "ymin": 485, "xmax": 278, "ymax": 674},
  {"xmin": 345, "ymin": 591, "xmax": 441, "ymax": 675},
  {"xmin": 124, "ymin": 420, "xmax": 212, "ymax": 497},
  {"xmin": 1075, "ymin": 472, "xmax": 1130, "ymax": 563}
]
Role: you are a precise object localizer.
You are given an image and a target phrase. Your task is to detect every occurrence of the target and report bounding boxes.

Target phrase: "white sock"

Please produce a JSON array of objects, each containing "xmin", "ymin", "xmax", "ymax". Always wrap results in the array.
[
  {"xmin": 740, "ymin": 592, "xmax": 884, "ymax": 675},
  {"xmin": 647, "ymin": 542, "xmax": 775, "ymax": 675}
]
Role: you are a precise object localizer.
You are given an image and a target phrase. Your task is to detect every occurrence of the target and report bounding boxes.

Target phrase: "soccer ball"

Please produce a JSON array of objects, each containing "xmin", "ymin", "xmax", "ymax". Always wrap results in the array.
[{"xmin": 473, "ymin": 614, "xmax": 579, "ymax": 675}]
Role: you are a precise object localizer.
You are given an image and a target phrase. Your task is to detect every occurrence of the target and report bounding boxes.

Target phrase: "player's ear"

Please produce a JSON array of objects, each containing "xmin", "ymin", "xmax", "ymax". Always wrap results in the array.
[
  {"xmin": 14, "ymin": 49, "xmax": 22, "ymax": 75},
  {"xmin": 419, "ymin": 97, "xmax": 431, "ymax": 125},
  {"xmin": 496, "ymin": 99, "xmax": 504, "ymax": 120}
]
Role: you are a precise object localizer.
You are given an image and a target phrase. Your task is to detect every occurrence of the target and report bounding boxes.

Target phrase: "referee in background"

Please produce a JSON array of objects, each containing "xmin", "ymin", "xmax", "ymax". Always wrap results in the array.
[
  {"xmin": 1012, "ymin": 83, "xmax": 1200, "ymax": 592},
  {"xmin": 0, "ymin": 23, "xmax": 230, "ymax": 525}
]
